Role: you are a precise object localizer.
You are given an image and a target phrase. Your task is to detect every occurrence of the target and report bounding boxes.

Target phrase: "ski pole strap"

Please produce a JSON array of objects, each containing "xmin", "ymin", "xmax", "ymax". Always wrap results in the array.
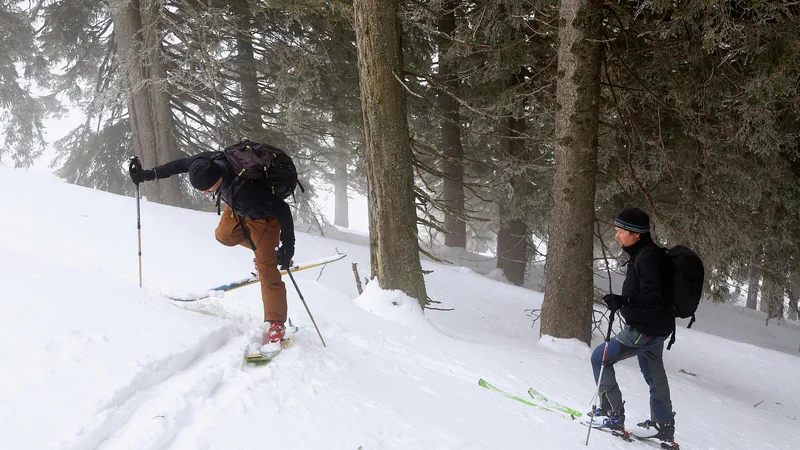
[{"xmin": 604, "ymin": 310, "xmax": 615, "ymax": 342}]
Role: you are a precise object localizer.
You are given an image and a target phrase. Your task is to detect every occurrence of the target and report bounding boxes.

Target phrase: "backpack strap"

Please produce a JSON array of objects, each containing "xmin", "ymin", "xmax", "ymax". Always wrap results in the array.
[
  {"xmin": 664, "ymin": 244, "xmax": 679, "ymax": 351},
  {"xmin": 667, "ymin": 324, "xmax": 676, "ymax": 350},
  {"xmin": 234, "ymin": 214, "xmax": 258, "ymax": 251},
  {"xmin": 666, "ymin": 313, "xmax": 695, "ymax": 350}
]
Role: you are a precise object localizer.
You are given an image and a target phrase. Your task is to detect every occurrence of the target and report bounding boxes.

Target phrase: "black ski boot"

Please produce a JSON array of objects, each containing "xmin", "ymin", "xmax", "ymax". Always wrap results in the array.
[{"xmin": 633, "ymin": 412, "xmax": 679, "ymax": 449}]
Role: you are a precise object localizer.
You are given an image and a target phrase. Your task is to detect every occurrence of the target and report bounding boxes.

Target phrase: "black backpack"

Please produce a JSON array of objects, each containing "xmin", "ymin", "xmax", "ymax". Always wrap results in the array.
[
  {"xmin": 222, "ymin": 139, "xmax": 304, "ymax": 200},
  {"xmin": 665, "ymin": 245, "xmax": 704, "ymax": 349}
]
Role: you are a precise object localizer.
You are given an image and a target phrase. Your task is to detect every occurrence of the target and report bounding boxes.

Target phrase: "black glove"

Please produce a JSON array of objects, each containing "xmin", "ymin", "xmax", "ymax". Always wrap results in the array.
[
  {"xmin": 602, "ymin": 293, "xmax": 628, "ymax": 311},
  {"xmin": 128, "ymin": 157, "xmax": 156, "ymax": 185},
  {"xmin": 276, "ymin": 245, "xmax": 294, "ymax": 270}
]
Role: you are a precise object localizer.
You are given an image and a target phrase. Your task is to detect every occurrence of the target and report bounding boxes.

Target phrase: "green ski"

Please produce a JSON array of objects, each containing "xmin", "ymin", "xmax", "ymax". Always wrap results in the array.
[
  {"xmin": 479, "ymin": 379, "xmax": 572, "ymax": 418},
  {"xmin": 528, "ymin": 387, "xmax": 583, "ymax": 417}
]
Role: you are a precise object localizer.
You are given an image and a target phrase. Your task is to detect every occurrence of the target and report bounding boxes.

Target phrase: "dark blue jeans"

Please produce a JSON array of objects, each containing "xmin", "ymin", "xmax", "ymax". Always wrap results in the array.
[{"xmin": 591, "ymin": 325, "xmax": 674, "ymax": 422}]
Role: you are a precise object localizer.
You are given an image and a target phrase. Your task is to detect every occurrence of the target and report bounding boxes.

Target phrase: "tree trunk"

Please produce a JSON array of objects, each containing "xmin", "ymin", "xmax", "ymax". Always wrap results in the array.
[
  {"xmin": 760, "ymin": 242, "xmax": 785, "ymax": 320},
  {"xmin": 745, "ymin": 263, "xmax": 761, "ymax": 310},
  {"xmin": 761, "ymin": 272, "xmax": 784, "ymax": 321},
  {"xmin": 496, "ymin": 204, "xmax": 528, "ymax": 286},
  {"xmin": 353, "ymin": 0, "xmax": 428, "ymax": 305},
  {"xmin": 789, "ymin": 269, "xmax": 799, "ymax": 321},
  {"xmin": 438, "ymin": 1, "xmax": 466, "ymax": 248},
  {"xmin": 332, "ymin": 134, "xmax": 349, "ymax": 228},
  {"xmin": 141, "ymin": 0, "xmax": 182, "ymax": 205},
  {"xmin": 540, "ymin": 0, "xmax": 603, "ymax": 345},
  {"xmin": 111, "ymin": 0, "xmax": 157, "ymax": 200},
  {"xmin": 110, "ymin": 0, "xmax": 182, "ymax": 206},
  {"xmin": 759, "ymin": 281, "xmax": 770, "ymax": 313},
  {"xmin": 496, "ymin": 106, "xmax": 529, "ymax": 286},
  {"xmin": 235, "ymin": 11, "xmax": 265, "ymax": 138}
]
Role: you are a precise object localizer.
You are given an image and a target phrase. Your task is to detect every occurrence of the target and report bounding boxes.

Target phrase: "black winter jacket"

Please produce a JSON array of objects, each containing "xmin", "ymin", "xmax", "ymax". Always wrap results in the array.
[
  {"xmin": 619, "ymin": 235, "xmax": 674, "ymax": 337},
  {"xmin": 151, "ymin": 152, "xmax": 295, "ymax": 248}
]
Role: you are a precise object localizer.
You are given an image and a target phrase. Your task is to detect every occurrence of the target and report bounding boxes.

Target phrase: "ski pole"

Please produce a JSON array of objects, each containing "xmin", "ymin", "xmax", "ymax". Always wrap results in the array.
[
  {"xmin": 129, "ymin": 156, "xmax": 144, "ymax": 288},
  {"xmin": 586, "ymin": 309, "xmax": 615, "ymax": 446},
  {"xmin": 286, "ymin": 268, "xmax": 326, "ymax": 347},
  {"xmin": 136, "ymin": 182, "xmax": 143, "ymax": 287}
]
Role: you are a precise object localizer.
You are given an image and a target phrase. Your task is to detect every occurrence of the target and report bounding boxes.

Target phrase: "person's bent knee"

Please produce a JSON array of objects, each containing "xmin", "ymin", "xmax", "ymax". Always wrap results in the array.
[
  {"xmin": 215, "ymin": 231, "xmax": 240, "ymax": 247},
  {"xmin": 591, "ymin": 344, "xmax": 605, "ymax": 366}
]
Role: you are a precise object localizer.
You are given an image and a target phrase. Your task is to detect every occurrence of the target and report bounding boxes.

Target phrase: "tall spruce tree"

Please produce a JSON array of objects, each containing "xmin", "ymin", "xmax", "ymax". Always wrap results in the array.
[
  {"xmin": 540, "ymin": 0, "xmax": 603, "ymax": 344},
  {"xmin": 353, "ymin": 0, "xmax": 428, "ymax": 305},
  {"xmin": 109, "ymin": 0, "xmax": 183, "ymax": 206},
  {"xmin": 437, "ymin": 0, "xmax": 467, "ymax": 248},
  {"xmin": 0, "ymin": 2, "xmax": 46, "ymax": 167}
]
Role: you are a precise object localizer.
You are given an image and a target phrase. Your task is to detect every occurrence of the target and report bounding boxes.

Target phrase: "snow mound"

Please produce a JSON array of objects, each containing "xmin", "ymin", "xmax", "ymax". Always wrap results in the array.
[{"xmin": 354, "ymin": 281, "xmax": 441, "ymax": 334}]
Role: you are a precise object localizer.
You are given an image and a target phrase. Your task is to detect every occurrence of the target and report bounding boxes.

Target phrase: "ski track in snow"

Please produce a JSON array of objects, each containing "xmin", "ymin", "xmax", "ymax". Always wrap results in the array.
[
  {"xmin": 165, "ymin": 329, "xmax": 476, "ymax": 450},
  {"xmin": 90, "ymin": 309, "xmax": 490, "ymax": 450},
  {"xmin": 57, "ymin": 323, "xmax": 246, "ymax": 450}
]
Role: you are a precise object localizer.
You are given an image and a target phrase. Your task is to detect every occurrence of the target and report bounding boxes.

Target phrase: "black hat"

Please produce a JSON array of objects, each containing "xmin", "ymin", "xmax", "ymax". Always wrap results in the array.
[
  {"xmin": 614, "ymin": 208, "xmax": 650, "ymax": 234},
  {"xmin": 189, "ymin": 159, "xmax": 222, "ymax": 191}
]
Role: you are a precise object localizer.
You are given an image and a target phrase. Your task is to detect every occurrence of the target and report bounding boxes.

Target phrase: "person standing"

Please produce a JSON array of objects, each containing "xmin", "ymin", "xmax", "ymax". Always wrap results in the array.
[{"xmin": 588, "ymin": 207, "xmax": 677, "ymax": 444}]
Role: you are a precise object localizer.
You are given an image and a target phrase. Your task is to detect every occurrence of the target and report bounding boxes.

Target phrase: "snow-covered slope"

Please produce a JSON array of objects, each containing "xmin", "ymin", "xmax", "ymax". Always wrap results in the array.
[{"xmin": 1, "ymin": 167, "xmax": 797, "ymax": 450}]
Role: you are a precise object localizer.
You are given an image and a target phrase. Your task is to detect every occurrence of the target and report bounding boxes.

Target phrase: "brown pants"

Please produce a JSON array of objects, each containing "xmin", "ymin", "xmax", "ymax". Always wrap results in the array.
[{"xmin": 215, "ymin": 205, "xmax": 287, "ymax": 322}]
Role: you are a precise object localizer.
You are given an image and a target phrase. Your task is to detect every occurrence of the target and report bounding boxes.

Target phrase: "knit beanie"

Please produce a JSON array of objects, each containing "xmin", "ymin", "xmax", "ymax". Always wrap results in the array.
[
  {"xmin": 614, "ymin": 208, "xmax": 650, "ymax": 234},
  {"xmin": 189, "ymin": 159, "xmax": 222, "ymax": 191}
]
